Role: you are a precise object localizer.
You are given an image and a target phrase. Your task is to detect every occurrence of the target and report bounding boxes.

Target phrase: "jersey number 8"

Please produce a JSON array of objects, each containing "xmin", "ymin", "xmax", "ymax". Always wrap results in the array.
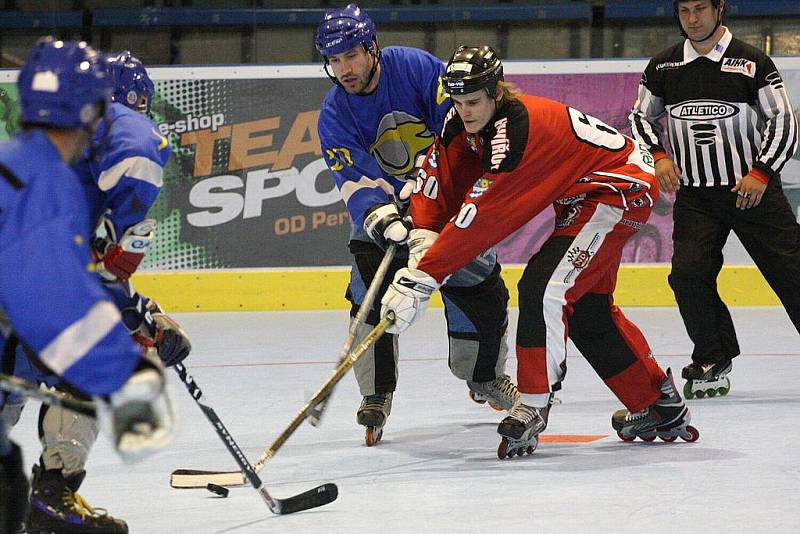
[{"xmin": 567, "ymin": 107, "xmax": 625, "ymax": 151}]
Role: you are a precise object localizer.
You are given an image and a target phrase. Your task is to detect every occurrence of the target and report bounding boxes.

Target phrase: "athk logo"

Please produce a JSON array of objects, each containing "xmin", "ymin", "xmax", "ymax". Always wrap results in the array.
[{"xmin": 721, "ymin": 57, "xmax": 756, "ymax": 78}]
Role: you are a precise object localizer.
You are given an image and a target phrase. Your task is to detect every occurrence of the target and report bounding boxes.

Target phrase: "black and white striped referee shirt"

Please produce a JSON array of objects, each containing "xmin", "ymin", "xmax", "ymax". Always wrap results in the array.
[{"xmin": 629, "ymin": 28, "xmax": 798, "ymax": 187}]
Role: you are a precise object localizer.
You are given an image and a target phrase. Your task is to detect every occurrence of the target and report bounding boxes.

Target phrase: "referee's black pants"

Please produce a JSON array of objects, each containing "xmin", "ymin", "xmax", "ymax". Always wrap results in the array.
[{"xmin": 669, "ymin": 180, "xmax": 800, "ymax": 365}]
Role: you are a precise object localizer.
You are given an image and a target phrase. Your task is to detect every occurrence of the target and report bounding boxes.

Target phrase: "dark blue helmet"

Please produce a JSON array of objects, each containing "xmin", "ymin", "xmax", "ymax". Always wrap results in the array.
[
  {"xmin": 107, "ymin": 51, "xmax": 154, "ymax": 114},
  {"xmin": 17, "ymin": 37, "xmax": 111, "ymax": 130},
  {"xmin": 314, "ymin": 3, "xmax": 377, "ymax": 58}
]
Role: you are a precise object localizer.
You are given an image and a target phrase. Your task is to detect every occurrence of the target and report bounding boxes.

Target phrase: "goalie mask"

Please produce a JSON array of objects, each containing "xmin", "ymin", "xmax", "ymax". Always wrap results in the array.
[{"xmin": 443, "ymin": 46, "xmax": 504, "ymax": 98}]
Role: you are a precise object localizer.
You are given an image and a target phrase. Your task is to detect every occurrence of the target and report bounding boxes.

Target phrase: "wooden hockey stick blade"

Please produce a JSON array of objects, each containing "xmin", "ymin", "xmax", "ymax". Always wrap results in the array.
[
  {"xmin": 170, "ymin": 469, "xmax": 246, "ymax": 488},
  {"xmin": 169, "ymin": 315, "xmax": 394, "ymax": 489}
]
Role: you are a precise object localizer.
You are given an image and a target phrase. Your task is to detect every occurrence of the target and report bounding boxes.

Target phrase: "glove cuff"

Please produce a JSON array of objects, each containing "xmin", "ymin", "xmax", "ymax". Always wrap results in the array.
[{"xmin": 364, "ymin": 203, "xmax": 409, "ymax": 245}]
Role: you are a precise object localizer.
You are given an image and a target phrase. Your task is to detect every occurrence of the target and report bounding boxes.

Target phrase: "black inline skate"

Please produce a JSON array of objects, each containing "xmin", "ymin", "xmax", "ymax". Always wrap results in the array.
[
  {"xmin": 357, "ymin": 392, "xmax": 393, "ymax": 447},
  {"xmin": 681, "ymin": 359, "xmax": 732, "ymax": 399},
  {"xmin": 467, "ymin": 374, "xmax": 520, "ymax": 412},
  {"xmin": 612, "ymin": 369, "xmax": 699, "ymax": 443},
  {"xmin": 26, "ymin": 464, "xmax": 128, "ymax": 534},
  {"xmin": 496, "ymin": 395, "xmax": 554, "ymax": 459}
]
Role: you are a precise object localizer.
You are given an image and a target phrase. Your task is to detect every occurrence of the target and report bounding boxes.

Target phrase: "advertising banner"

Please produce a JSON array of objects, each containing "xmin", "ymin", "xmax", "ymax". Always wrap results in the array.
[{"xmin": 2, "ymin": 58, "xmax": 798, "ymax": 269}]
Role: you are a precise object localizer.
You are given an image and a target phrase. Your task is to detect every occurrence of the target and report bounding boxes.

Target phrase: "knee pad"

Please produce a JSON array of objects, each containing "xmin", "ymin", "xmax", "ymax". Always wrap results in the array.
[
  {"xmin": 352, "ymin": 320, "xmax": 398, "ymax": 396},
  {"xmin": 447, "ymin": 332, "xmax": 510, "ymax": 382},
  {"xmin": 442, "ymin": 265, "xmax": 510, "ymax": 382},
  {"xmin": 38, "ymin": 403, "xmax": 99, "ymax": 475}
]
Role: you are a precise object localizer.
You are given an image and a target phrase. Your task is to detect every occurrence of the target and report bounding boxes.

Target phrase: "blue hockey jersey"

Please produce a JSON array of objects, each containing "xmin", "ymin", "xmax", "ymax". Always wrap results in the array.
[
  {"xmin": 0, "ymin": 129, "xmax": 140, "ymax": 396},
  {"xmin": 317, "ymin": 46, "xmax": 450, "ymax": 232},
  {"xmin": 76, "ymin": 102, "xmax": 170, "ymax": 239}
]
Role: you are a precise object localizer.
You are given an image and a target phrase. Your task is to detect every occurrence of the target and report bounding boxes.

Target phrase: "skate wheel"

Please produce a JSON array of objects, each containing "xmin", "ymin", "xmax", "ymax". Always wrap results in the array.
[
  {"xmin": 718, "ymin": 377, "xmax": 731, "ymax": 396},
  {"xmin": 469, "ymin": 391, "xmax": 487, "ymax": 405},
  {"xmin": 641, "ymin": 435, "xmax": 656, "ymax": 442},
  {"xmin": 661, "ymin": 435, "xmax": 677, "ymax": 442},
  {"xmin": 498, "ymin": 438, "xmax": 510, "ymax": 459},
  {"xmin": 487, "ymin": 402, "xmax": 504, "ymax": 412},
  {"xmin": 682, "ymin": 425, "xmax": 700, "ymax": 442},
  {"xmin": 694, "ymin": 389, "xmax": 706, "ymax": 399},
  {"xmin": 617, "ymin": 431, "xmax": 636, "ymax": 442},
  {"xmin": 706, "ymin": 388, "xmax": 717, "ymax": 398},
  {"xmin": 682, "ymin": 381, "xmax": 695, "ymax": 400},
  {"xmin": 365, "ymin": 426, "xmax": 383, "ymax": 447}
]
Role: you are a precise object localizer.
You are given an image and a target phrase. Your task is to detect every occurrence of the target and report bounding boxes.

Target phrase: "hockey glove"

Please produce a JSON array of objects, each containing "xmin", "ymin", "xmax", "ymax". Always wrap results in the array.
[
  {"xmin": 97, "ymin": 348, "xmax": 176, "ymax": 464},
  {"xmin": 397, "ymin": 154, "xmax": 426, "ymax": 209},
  {"xmin": 131, "ymin": 301, "xmax": 192, "ymax": 368},
  {"xmin": 381, "ymin": 267, "xmax": 440, "ymax": 334},
  {"xmin": 94, "ymin": 219, "xmax": 157, "ymax": 282},
  {"xmin": 364, "ymin": 203, "xmax": 411, "ymax": 247},
  {"xmin": 407, "ymin": 228, "xmax": 438, "ymax": 270}
]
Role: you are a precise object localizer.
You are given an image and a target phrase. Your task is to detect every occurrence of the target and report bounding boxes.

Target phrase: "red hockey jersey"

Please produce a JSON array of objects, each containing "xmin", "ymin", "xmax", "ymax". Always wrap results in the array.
[{"xmin": 411, "ymin": 94, "xmax": 658, "ymax": 283}]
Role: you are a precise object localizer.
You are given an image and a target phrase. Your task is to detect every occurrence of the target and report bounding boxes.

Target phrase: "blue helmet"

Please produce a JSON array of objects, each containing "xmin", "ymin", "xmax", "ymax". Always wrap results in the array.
[
  {"xmin": 17, "ymin": 37, "xmax": 111, "ymax": 130},
  {"xmin": 314, "ymin": 3, "xmax": 377, "ymax": 58},
  {"xmin": 107, "ymin": 51, "xmax": 155, "ymax": 114}
]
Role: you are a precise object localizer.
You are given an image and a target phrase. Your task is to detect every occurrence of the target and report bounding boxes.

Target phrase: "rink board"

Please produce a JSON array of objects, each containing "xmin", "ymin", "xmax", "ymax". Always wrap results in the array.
[{"xmin": 131, "ymin": 264, "xmax": 781, "ymax": 312}]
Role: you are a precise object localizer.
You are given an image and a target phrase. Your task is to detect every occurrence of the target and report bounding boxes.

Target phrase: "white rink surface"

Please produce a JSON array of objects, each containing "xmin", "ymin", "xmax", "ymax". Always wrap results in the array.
[{"xmin": 10, "ymin": 307, "xmax": 800, "ymax": 534}]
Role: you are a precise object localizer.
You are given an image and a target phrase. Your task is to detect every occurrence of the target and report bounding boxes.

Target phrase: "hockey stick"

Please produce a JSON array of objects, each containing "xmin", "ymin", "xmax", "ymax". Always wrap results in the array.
[
  {"xmin": 0, "ymin": 373, "xmax": 96, "ymax": 417},
  {"xmin": 116, "ymin": 280, "xmax": 338, "ymax": 512},
  {"xmin": 308, "ymin": 242, "xmax": 398, "ymax": 427},
  {"xmin": 170, "ymin": 312, "xmax": 395, "ymax": 488},
  {"xmin": 171, "ymin": 363, "xmax": 338, "ymax": 514}
]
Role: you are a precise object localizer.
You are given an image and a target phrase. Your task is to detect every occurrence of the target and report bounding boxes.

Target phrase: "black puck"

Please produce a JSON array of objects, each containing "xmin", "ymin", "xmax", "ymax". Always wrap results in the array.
[{"xmin": 206, "ymin": 483, "xmax": 229, "ymax": 497}]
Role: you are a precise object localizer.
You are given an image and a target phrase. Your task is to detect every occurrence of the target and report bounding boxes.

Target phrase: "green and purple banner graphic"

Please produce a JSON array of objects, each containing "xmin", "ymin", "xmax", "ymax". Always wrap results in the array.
[{"xmin": 2, "ymin": 59, "xmax": 798, "ymax": 269}]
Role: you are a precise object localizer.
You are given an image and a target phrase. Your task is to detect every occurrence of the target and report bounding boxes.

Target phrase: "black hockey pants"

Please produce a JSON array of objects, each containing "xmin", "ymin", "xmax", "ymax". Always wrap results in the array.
[{"xmin": 669, "ymin": 180, "xmax": 800, "ymax": 364}]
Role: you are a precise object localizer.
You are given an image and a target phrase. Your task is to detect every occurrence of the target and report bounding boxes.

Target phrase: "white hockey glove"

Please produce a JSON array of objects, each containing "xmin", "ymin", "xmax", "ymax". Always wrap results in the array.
[
  {"xmin": 363, "ymin": 203, "xmax": 411, "ymax": 247},
  {"xmin": 94, "ymin": 218, "xmax": 156, "ymax": 282},
  {"xmin": 381, "ymin": 267, "xmax": 440, "ymax": 334},
  {"xmin": 407, "ymin": 228, "xmax": 439, "ymax": 270},
  {"xmin": 96, "ymin": 348, "xmax": 176, "ymax": 464}
]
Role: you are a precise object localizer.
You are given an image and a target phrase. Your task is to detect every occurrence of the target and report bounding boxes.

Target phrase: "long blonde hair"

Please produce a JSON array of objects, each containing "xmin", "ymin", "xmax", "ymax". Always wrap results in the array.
[{"xmin": 497, "ymin": 80, "xmax": 523, "ymax": 104}]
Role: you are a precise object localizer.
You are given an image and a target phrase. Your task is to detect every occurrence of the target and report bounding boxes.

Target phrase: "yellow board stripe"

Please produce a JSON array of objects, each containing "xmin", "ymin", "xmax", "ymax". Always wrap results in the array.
[{"xmin": 130, "ymin": 265, "xmax": 779, "ymax": 312}]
